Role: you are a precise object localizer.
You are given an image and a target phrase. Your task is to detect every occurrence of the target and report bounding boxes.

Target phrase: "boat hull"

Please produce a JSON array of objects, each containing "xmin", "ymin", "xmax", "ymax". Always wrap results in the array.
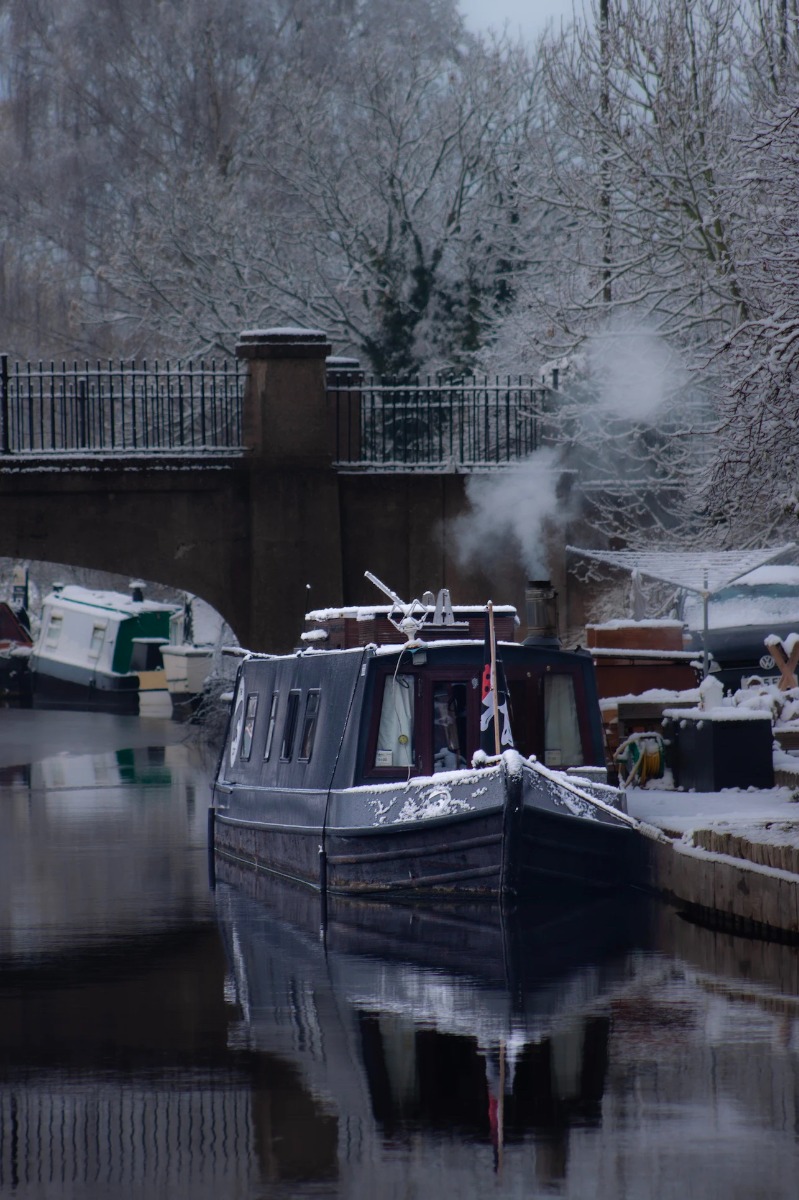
[
  {"xmin": 212, "ymin": 758, "xmax": 636, "ymax": 900},
  {"xmin": 30, "ymin": 664, "xmax": 140, "ymax": 715}
]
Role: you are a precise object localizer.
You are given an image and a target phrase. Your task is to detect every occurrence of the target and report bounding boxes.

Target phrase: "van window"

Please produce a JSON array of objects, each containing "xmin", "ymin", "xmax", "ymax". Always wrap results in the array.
[
  {"xmin": 281, "ymin": 691, "xmax": 301, "ymax": 761},
  {"xmin": 240, "ymin": 693, "xmax": 259, "ymax": 761},
  {"xmin": 299, "ymin": 690, "xmax": 321, "ymax": 761}
]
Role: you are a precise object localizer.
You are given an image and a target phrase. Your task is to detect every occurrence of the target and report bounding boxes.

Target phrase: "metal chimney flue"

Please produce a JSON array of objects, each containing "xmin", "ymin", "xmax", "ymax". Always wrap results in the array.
[{"xmin": 522, "ymin": 579, "xmax": 561, "ymax": 647}]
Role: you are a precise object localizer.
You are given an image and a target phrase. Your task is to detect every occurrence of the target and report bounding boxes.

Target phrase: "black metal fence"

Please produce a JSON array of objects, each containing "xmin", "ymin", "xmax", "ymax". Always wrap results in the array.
[
  {"xmin": 327, "ymin": 374, "xmax": 546, "ymax": 468},
  {"xmin": 0, "ymin": 356, "xmax": 243, "ymax": 454},
  {"xmin": 0, "ymin": 357, "xmax": 547, "ymax": 467}
]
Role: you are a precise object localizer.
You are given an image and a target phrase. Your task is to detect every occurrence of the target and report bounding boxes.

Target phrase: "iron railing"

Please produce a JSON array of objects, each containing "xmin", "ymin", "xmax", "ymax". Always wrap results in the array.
[
  {"xmin": 0, "ymin": 358, "xmax": 548, "ymax": 466},
  {"xmin": 0, "ymin": 356, "xmax": 243, "ymax": 454},
  {"xmin": 327, "ymin": 374, "xmax": 546, "ymax": 469}
]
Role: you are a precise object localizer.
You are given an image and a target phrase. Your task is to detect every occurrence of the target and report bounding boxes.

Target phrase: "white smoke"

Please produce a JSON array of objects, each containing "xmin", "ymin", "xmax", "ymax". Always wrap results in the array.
[
  {"xmin": 585, "ymin": 324, "xmax": 687, "ymax": 420},
  {"xmin": 453, "ymin": 324, "xmax": 686, "ymax": 580},
  {"xmin": 453, "ymin": 447, "xmax": 567, "ymax": 578}
]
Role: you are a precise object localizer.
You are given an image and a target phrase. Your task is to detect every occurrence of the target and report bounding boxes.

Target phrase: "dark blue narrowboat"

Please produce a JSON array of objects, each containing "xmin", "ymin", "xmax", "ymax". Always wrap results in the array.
[{"xmin": 211, "ymin": 583, "xmax": 639, "ymax": 900}]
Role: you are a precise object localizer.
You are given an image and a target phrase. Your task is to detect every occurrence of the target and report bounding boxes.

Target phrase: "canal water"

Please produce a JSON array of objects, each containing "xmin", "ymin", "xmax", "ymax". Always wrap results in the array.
[{"xmin": 1, "ymin": 711, "xmax": 799, "ymax": 1199}]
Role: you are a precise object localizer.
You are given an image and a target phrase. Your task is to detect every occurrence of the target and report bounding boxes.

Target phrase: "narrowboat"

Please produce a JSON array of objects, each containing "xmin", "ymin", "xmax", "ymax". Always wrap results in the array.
[
  {"xmin": 30, "ymin": 582, "xmax": 179, "ymax": 714},
  {"xmin": 0, "ymin": 601, "xmax": 33, "ymax": 704},
  {"xmin": 211, "ymin": 580, "xmax": 640, "ymax": 900}
]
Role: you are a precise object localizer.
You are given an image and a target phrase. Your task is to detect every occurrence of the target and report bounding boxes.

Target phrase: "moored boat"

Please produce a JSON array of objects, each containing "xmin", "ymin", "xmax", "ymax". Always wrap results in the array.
[
  {"xmin": 30, "ymin": 581, "xmax": 179, "ymax": 714},
  {"xmin": 211, "ymin": 579, "xmax": 640, "ymax": 900},
  {"xmin": 0, "ymin": 601, "xmax": 33, "ymax": 704}
]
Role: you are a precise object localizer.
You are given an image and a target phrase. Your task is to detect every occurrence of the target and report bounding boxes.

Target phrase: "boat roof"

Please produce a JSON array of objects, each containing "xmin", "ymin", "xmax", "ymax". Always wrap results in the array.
[
  {"xmin": 43, "ymin": 585, "xmax": 178, "ymax": 618},
  {"xmin": 250, "ymin": 638, "xmax": 583, "ymax": 664},
  {"xmin": 306, "ymin": 603, "xmax": 518, "ymax": 622}
]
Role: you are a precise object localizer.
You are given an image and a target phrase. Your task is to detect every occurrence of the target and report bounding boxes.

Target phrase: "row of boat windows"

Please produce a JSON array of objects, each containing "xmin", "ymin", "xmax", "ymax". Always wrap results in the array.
[
  {"xmin": 44, "ymin": 612, "xmax": 107, "ymax": 661},
  {"xmin": 239, "ymin": 689, "xmax": 320, "ymax": 764},
  {"xmin": 236, "ymin": 669, "xmax": 586, "ymax": 773}
]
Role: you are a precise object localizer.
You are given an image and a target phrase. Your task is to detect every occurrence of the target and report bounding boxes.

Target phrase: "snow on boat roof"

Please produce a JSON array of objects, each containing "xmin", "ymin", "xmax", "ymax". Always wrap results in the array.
[
  {"xmin": 43, "ymin": 585, "xmax": 178, "ymax": 616},
  {"xmin": 306, "ymin": 603, "xmax": 518, "ymax": 621},
  {"xmin": 586, "ymin": 618, "xmax": 684, "ymax": 630},
  {"xmin": 244, "ymin": 637, "xmax": 537, "ymax": 662}
]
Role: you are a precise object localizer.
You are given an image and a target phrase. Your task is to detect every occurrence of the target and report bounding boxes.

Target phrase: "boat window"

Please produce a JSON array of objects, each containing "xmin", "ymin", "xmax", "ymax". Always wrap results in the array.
[
  {"xmin": 240, "ymin": 693, "xmax": 259, "ymax": 761},
  {"xmin": 281, "ymin": 690, "xmax": 301, "ymax": 761},
  {"xmin": 544, "ymin": 674, "xmax": 584, "ymax": 766},
  {"xmin": 432, "ymin": 681, "xmax": 468, "ymax": 772},
  {"xmin": 375, "ymin": 674, "xmax": 414, "ymax": 768},
  {"xmin": 298, "ymin": 690, "xmax": 321, "ymax": 761},
  {"xmin": 88, "ymin": 621, "xmax": 107, "ymax": 661},
  {"xmin": 263, "ymin": 691, "xmax": 279, "ymax": 760},
  {"xmin": 44, "ymin": 612, "xmax": 63, "ymax": 649}
]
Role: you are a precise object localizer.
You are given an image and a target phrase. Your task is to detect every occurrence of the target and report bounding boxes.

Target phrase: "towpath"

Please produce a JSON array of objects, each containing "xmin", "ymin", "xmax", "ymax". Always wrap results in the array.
[{"xmin": 626, "ymin": 754, "xmax": 799, "ymax": 938}]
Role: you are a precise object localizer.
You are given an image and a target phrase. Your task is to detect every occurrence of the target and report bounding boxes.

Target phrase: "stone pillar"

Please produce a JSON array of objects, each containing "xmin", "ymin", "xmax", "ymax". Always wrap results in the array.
[
  {"xmin": 236, "ymin": 328, "xmax": 344, "ymax": 653},
  {"xmin": 238, "ymin": 327, "xmax": 332, "ymax": 463}
]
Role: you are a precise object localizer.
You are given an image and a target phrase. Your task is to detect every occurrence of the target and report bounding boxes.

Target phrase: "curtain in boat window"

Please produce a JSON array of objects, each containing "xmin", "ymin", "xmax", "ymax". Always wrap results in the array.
[
  {"xmin": 375, "ymin": 675, "xmax": 414, "ymax": 767},
  {"xmin": 544, "ymin": 675, "xmax": 584, "ymax": 767}
]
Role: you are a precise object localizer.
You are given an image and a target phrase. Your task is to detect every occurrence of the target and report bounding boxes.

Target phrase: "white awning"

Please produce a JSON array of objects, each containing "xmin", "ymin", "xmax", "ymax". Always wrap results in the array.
[{"xmin": 566, "ymin": 545, "xmax": 797, "ymax": 596}]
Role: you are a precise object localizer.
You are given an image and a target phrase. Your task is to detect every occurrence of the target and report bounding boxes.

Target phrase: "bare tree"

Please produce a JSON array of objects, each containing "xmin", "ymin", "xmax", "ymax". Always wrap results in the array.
[
  {"xmin": 492, "ymin": 0, "xmax": 748, "ymax": 371},
  {"xmin": 94, "ymin": 23, "xmax": 541, "ymax": 373},
  {"xmin": 709, "ymin": 102, "xmax": 799, "ymax": 542}
]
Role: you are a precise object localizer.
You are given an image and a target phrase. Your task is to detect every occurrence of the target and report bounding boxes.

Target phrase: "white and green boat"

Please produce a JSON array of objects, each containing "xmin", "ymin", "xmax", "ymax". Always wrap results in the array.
[{"xmin": 30, "ymin": 583, "xmax": 179, "ymax": 714}]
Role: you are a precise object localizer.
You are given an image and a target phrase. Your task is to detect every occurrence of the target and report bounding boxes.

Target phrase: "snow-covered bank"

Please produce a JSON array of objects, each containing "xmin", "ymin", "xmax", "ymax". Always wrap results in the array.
[{"xmin": 627, "ymin": 769, "xmax": 799, "ymax": 939}]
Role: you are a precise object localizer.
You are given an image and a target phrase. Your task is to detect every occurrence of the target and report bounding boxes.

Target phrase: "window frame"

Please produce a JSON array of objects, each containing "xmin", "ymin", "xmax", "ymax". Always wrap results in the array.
[
  {"xmin": 88, "ymin": 620, "xmax": 108, "ymax": 662},
  {"xmin": 541, "ymin": 667, "xmax": 589, "ymax": 768},
  {"xmin": 240, "ymin": 692, "xmax": 259, "ymax": 761},
  {"xmin": 44, "ymin": 611, "xmax": 63, "ymax": 650},
  {"xmin": 263, "ymin": 691, "xmax": 280, "ymax": 761},
  {"xmin": 280, "ymin": 690, "xmax": 301, "ymax": 762},
  {"xmin": 298, "ymin": 689, "xmax": 321, "ymax": 762},
  {"xmin": 361, "ymin": 665, "xmax": 480, "ymax": 780}
]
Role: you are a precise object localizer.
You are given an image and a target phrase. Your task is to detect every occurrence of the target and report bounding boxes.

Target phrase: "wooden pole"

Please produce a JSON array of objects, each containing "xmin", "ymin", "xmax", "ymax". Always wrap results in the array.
[{"xmin": 488, "ymin": 600, "xmax": 501, "ymax": 756}]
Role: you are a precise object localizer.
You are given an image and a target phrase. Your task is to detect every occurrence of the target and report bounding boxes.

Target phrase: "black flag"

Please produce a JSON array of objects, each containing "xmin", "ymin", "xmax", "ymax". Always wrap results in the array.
[{"xmin": 480, "ymin": 611, "xmax": 514, "ymax": 754}]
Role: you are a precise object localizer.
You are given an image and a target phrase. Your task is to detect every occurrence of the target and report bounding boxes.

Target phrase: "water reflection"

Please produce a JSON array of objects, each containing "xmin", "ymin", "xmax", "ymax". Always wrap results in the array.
[
  {"xmin": 215, "ymin": 863, "xmax": 654, "ymax": 1189},
  {"xmin": 2, "ymin": 712, "xmax": 799, "ymax": 1197},
  {"xmin": 211, "ymin": 869, "xmax": 799, "ymax": 1197},
  {"xmin": 0, "ymin": 721, "xmax": 212, "ymax": 964}
]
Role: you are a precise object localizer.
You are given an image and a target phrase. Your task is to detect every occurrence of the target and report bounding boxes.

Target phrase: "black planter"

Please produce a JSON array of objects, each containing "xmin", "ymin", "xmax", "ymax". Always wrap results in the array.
[{"xmin": 663, "ymin": 711, "xmax": 774, "ymax": 791}]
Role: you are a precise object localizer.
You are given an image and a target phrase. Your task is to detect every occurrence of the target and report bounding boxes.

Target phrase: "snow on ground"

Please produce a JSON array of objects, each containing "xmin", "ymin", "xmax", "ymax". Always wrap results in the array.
[{"xmin": 626, "ymin": 777, "xmax": 799, "ymax": 841}]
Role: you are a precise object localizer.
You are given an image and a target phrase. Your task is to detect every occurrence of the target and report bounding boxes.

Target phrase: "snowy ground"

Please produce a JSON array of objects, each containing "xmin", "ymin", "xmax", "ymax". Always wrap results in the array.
[{"xmin": 626, "ymin": 779, "xmax": 799, "ymax": 841}]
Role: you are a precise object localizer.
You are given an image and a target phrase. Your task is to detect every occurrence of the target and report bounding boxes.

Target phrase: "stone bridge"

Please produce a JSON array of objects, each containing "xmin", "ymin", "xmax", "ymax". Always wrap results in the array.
[{"xmin": 1, "ymin": 330, "xmax": 536, "ymax": 652}]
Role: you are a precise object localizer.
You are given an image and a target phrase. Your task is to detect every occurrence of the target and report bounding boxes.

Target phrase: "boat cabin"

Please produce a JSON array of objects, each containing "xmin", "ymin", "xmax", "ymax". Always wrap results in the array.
[
  {"xmin": 223, "ymin": 602, "xmax": 605, "ymax": 793},
  {"xmin": 30, "ymin": 583, "xmax": 179, "ymax": 712}
]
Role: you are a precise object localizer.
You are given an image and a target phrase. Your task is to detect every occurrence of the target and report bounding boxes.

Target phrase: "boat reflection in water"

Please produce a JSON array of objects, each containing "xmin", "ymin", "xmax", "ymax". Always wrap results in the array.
[{"xmin": 213, "ymin": 857, "xmax": 653, "ymax": 1187}]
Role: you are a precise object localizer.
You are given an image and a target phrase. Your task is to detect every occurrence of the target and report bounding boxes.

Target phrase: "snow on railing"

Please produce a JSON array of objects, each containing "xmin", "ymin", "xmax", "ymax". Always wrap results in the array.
[
  {"xmin": 0, "ymin": 356, "xmax": 243, "ymax": 454},
  {"xmin": 327, "ymin": 372, "xmax": 546, "ymax": 469}
]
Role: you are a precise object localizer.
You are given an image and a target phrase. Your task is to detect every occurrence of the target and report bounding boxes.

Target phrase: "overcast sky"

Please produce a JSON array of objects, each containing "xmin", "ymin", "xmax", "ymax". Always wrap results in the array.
[{"xmin": 460, "ymin": 0, "xmax": 581, "ymax": 41}]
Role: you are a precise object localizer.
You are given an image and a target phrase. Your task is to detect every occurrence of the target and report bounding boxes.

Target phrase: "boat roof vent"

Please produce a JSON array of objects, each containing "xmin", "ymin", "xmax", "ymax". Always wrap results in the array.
[{"xmin": 129, "ymin": 580, "xmax": 146, "ymax": 603}]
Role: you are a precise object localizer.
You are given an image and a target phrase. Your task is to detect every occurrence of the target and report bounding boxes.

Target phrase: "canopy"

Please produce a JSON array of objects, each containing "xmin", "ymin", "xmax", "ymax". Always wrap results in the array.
[
  {"xmin": 567, "ymin": 543, "xmax": 798, "ymax": 675},
  {"xmin": 566, "ymin": 545, "xmax": 797, "ymax": 597}
]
